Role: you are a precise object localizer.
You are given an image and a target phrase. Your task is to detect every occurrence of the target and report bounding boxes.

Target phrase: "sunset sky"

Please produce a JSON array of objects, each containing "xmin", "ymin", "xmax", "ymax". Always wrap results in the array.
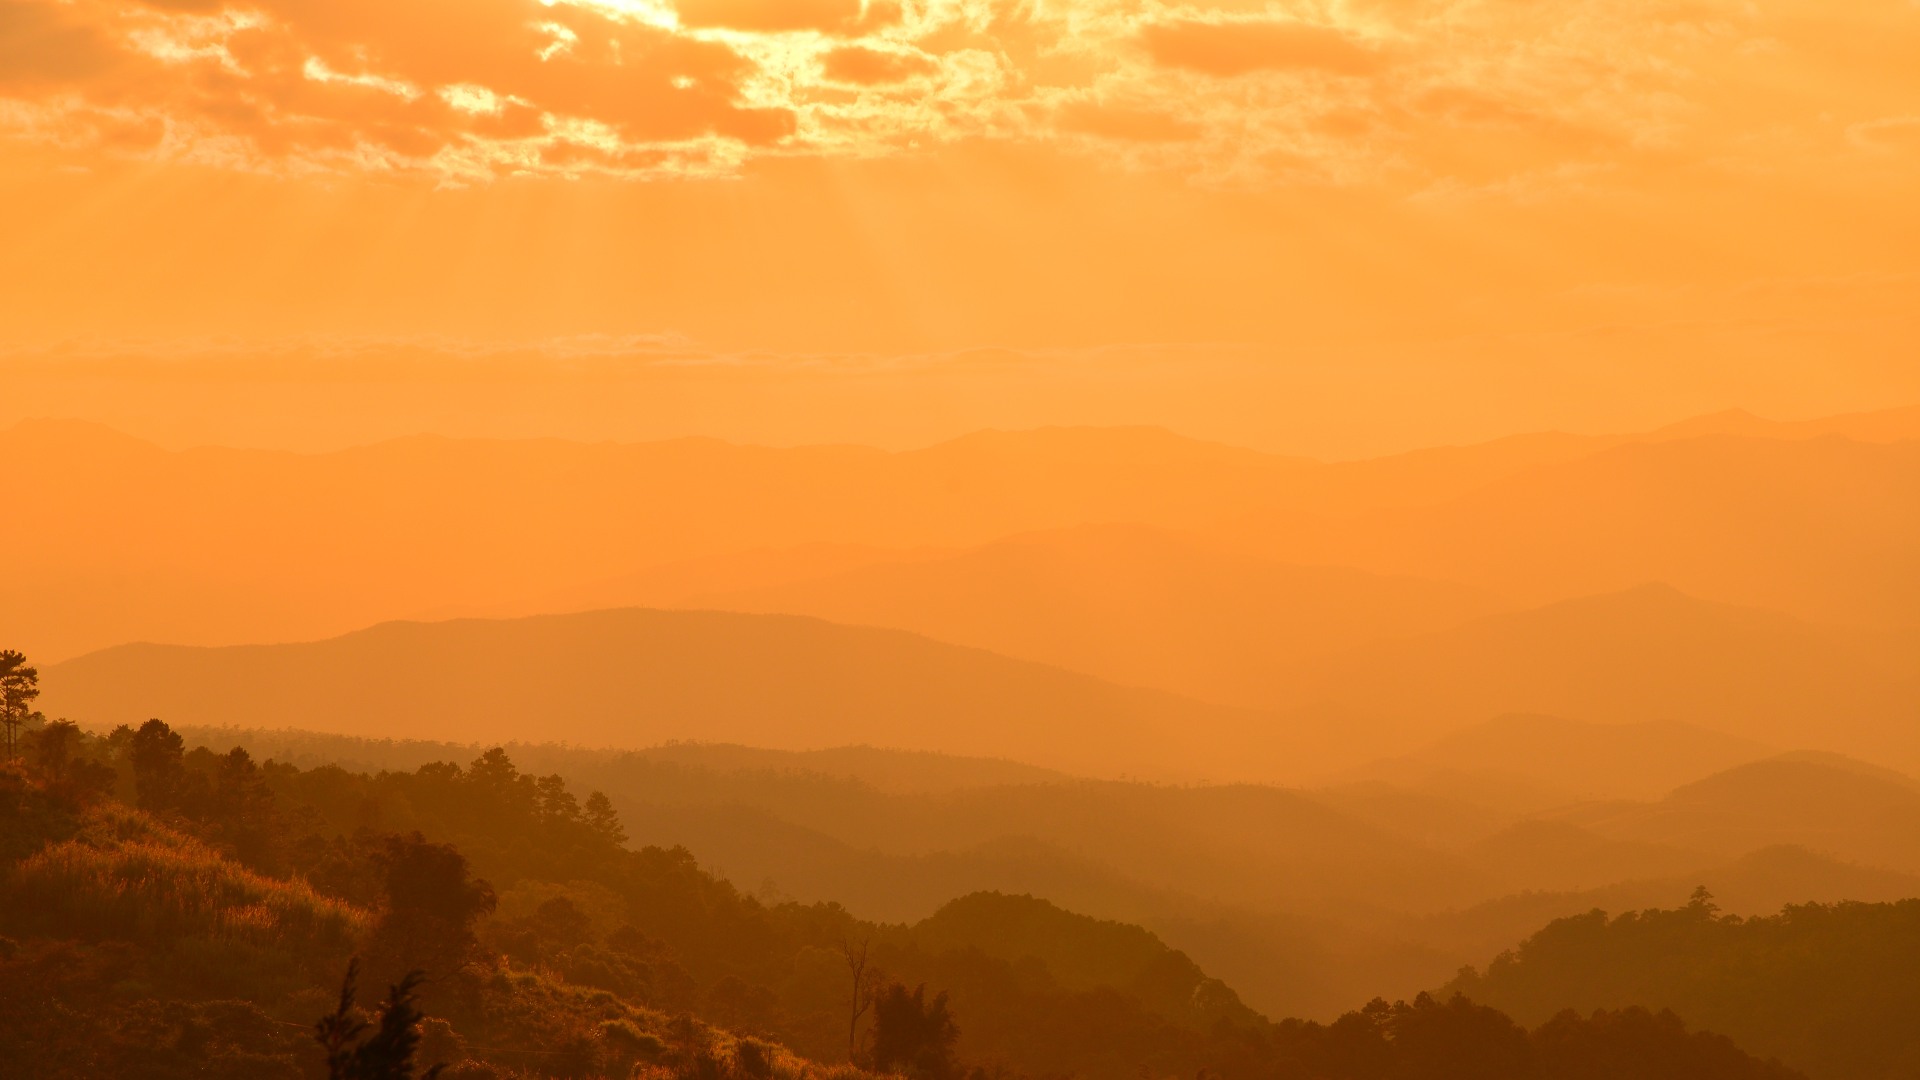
[{"xmin": 3, "ymin": 0, "xmax": 1917, "ymax": 455}]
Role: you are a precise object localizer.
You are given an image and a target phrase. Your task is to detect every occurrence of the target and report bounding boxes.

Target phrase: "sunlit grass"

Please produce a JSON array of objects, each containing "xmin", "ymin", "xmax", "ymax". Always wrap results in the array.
[{"xmin": 7, "ymin": 803, "xmax": 369, "ymax": 952}]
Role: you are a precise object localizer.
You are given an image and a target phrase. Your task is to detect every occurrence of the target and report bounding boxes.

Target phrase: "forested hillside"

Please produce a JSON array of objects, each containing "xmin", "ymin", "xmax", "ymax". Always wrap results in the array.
[
  {"xmin": 0, "ymin": 721, "xmax": 1812, "ymax": 1079},
  {"xmin": 158, "ymin": 726, "xmax": 1920, "ymax": 1024},
  {"xmin": 1444, "ymin": 893, "xmax": 1920, "ymax": 1080}
]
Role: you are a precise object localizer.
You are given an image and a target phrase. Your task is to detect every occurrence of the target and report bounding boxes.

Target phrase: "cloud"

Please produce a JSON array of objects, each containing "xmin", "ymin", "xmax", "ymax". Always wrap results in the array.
[
  {"xmin": 0, "ymin": 0, "xmax": 1914, "ymax": 192},
  {"xmin": 1139, "ymin": 18, "xmax": 1386, "ymax": 77},
  {"xmin": 0, "ymin": 0, "xmax": 125, "ymax": 89},
  {"xmin": 819, "ymin": 45, "xmax": 936, "ymax": 85},
  {"xmin": 674, "ymin": 0, "xmax": 886, "ymax": 34},
  {"xmin": 1056, "ymin": 100, "xmax": 1200, "ymax": 143},
  {"xmin": 0, "ymin": 0, "xmax": 798, "ymax": 177},
  {"xmin": 1851, "ymin": 116, "xmax": 1920, "ymax": 151}
]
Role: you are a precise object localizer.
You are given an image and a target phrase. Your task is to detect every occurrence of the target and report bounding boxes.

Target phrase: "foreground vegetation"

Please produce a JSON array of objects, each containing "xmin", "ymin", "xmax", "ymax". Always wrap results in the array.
[{"xmin": 0, "ymin": 704, "xmax": 1841, "ymax": 1078}]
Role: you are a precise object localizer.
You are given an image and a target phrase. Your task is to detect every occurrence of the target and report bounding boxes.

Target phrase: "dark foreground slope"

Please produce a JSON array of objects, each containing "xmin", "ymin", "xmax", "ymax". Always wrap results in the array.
[
  {"xmin": 159, "ymin": 727, "xmax": 1920, "ymax": 1031},
  {"xmin": 1, "ymin": 723, "xmax": 1809, "ymax": 1080}
]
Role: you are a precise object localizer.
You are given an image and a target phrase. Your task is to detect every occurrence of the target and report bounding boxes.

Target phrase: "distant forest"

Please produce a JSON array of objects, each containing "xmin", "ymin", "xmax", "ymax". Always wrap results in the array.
[
  {"xmin": 3, "ymin": 705, "xmax": 1867, "ymax": 1078},
  {"xmin": 1446, "ymin": 893, "xmax": 1920, "ymax": 1079}
]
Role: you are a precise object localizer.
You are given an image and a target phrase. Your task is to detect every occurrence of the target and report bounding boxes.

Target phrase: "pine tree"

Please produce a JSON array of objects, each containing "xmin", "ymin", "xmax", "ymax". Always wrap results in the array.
[{"xmin": 0, "ymin": 650, "xmax": 40, "ymax": 762}]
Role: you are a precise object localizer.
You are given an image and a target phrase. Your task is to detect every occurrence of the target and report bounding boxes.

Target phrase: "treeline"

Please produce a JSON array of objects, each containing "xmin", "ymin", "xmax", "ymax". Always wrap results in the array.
[
  {"xmin": 1446, "ymin": 890, "xmax": 1920, "ymax": 1079},
  {"xmin": 1, "ymin": 712, "xmax": 1811, "ymax": 1079}
]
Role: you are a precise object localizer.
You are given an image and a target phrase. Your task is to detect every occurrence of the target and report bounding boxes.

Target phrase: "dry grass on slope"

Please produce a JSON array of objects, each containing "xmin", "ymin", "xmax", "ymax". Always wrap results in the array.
[{"xmin": 4, "ymin": 802, "xmax": 368, "ymax": 952}]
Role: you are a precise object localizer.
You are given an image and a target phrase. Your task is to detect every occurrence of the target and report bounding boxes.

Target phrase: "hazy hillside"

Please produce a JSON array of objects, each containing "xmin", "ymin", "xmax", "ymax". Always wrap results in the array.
[
  {"xmin": 179, "ymin": 727, "xmax": 1073, "ymax": 795},
  {"xmin": 0, "ymin": 726, "xmax": 1293, "ymax": 1080},
  {"xmin": 488, "ymin": 542, "xmax": 959, "ymax": 621},
  {"xmin": 8, "ymin": 715, "xmax": 1824, "ymax": 1075},
  {"xmin": 1348, "ymin": 715, "xmax": 1772, "ymax": 802},
  {"xmin": 0, "ymin": 420, "xmax": 1312, "ymax": 660},
  {"xmin": 1129, "ymin": 403, "xmax": 1920, "ymax": 517},
  {"xmin": 146, "ymin": 724, "xmax": 1920, "ymax": 928},
  {"xmin": 1286, "ymin": 585, "xmax": 1920, "ymax": 762},
  {"xmin": 183, "ymin": 729, "xmax": 1499, "ymax": 1017},
  {"xmin": 41, "ymin": 607, "xmax": 1292, "ymax": 782},
  {"xmin": 163, "ymin": 726, "xmax": 1482, "ymax": 1015},
  {"xmin": 1423, "ymin": 846, "xmax": 1920, "ymax": 968},
  {"xmin": 678, "ymin": 523, "xmax": 1506, "ymax": 708},
  {"xmin": 1549, "ymin": 756, "xmax": 1920, "ymax": 873},
  {"xmin": 717, "ymin": 778, "xmax": 1487, "ymax": 912},
  {"xmin": 159, "ymin": 727, "xmax": 1920, "ymax": 1017},
  {"xmin": 469, "ymin": 469, "xmax": 1920, "ymax": 758},
  {"xmin": 13, "ymin": 414, "xmax": 1918, "ymax": 668},
  {"xmin": 1652, "ymin": 405, "xmax": 1920, "ymax": 443},
  {"xmin": 294, "ymin": 729, "xmax": 1493, "ymax": 916},
  {"xmin": 1226, "ymin": 434, "xmax": 1920, "ymax": 630},
  {"xmin": 1465, "ymin": 820, "xmax": 1710, "ymax": 894},
  {"xmin": 51, "ymin": 570, "xmax": 1917, "ymax": 789}
]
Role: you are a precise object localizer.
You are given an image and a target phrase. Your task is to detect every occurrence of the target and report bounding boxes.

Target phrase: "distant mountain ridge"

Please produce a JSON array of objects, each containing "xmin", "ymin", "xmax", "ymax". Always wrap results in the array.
[
  {"xmin": 1285, "ymin": 583, "xmax": 1920, "ymax": 762},
  {"xmin": 0, "ymin": 420, "xmax": 1313, "ymax": 661},
  {"xmin": 1348, "ymin": 714, "xmax": 1773, "ymax": 803},
  {"xmin": 1548, "ymin": 755, "xmax": 1920, "ymax": 873},
  {"xmin": 1651, "ymin": 404, "xmax": 1920, "ymax": 443},
  {"xmin": 1223, "ymin": 433, "xmax": 1920, "ymax": 628},
  {"xmin": 45, "ymin": 583, "xmax": 1920, "ymax": 783},
  {"xmin": 667, "ymin": 523, "xmax": 1508, "ymax": 709},
  {"xmin": 9, "ymin": 404, "xmax": 1918, "ymax": 662},
  {"xmin": 474, "ymin": 549, "xmax": 1918, "ymax": 761},
  {"xmin": 40, "ymin": 606, "xmax": 1293, "ymax": 783}
]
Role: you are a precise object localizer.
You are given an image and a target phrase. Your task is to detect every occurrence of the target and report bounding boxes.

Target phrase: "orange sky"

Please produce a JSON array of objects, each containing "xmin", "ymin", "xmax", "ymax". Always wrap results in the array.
[{"xmin": 2, "ymin": 0, "xmax": 1917, "ymax": 455}]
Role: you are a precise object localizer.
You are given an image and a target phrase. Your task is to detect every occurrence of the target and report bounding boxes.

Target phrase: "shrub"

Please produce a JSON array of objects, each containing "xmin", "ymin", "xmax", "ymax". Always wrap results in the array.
[{"xmin": 603, "ymin": 1019, "xmax": 670, "ymax": 1062}]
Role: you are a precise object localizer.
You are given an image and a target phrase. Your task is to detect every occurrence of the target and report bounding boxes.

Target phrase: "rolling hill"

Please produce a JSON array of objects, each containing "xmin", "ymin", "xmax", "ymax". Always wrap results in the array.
[
  {"xmin": 668, "ymin": 523, "xmax": 1507, "ymax": 708},
  {"xmin": 1464, "ymin": 819, "xmax": 1711, "ymax": 894},
  {"xmin": 1348, "ymin": 714, "xmax": 1773, "ymax": 802},
  {"xmin": 1186, "ymin": 403, "xmax": 1920, "ymax": 517},
  {"xmin": 0, "ymin": 420, "xmax": 1313, "ymax": 661},
  {"xmin": 1224, "ymin": 433, "xmax": 1920, "ymax": 629},
  {"xmin": 12, "ymin": 408, "xmax": 1919, "ymax": 667},
  {"xmin": 153, "ymin": 725, "xmax": 1920, "ymax": 1024},
  {"xmin": 491, "ymin": 535, "xmax": 1916, "ymax": 751},
  {"xmin": 1651, "ymin": 404, "xmax": 1920, "ymax": 443},
  {"xmin": 1438, "ymin": 891, "xmax": 1920, "ymax": 1080},
  {"xmin": 1549, "ymin": 756, "xmax": 1920, "ymax": 873},
  {"xmin": 1285, "ymin": 584, "xmax": 1920, "ymax": 762},
  {"xmin": 39, "ymin": 607, "xmax": 1294, "ymax": 783}
]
